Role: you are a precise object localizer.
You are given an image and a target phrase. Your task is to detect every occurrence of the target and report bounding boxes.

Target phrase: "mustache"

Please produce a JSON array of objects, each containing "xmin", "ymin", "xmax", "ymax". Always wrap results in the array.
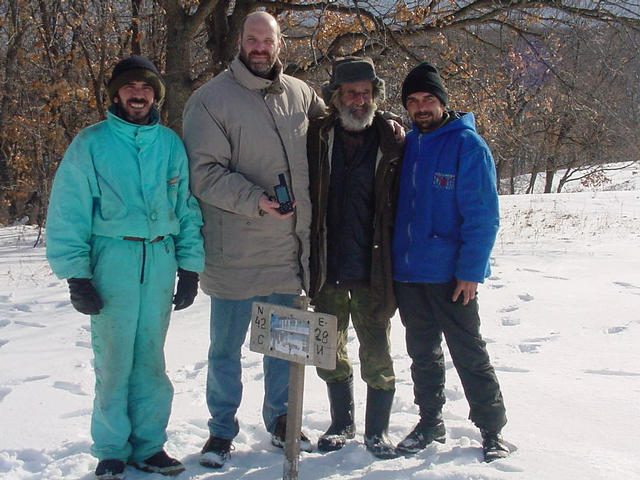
[{"xmin": 249, "ymin": 50, "xmax": 270, "ymax": 57}]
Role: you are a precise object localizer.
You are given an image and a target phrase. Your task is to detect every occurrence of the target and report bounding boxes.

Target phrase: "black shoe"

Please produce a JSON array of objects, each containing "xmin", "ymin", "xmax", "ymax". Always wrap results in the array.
[
  {"xmin": 396, "ymin": 420, "xmax": 446, "ymax": 455},
  {"xmin": 95, "ymin": 459, "xmax": 125, "ymax": 480},
  {"xmin": 200, "ymin": 436, "xmax": 233, "ymax": 468},
  {"xmin": 271, "ymin": 415, "xmax": 313, "ymax": 452},
  {"xmin": 130, "ymin": 450, "xmax": 185, "ymax": 476},
  {"xmin": 481, "ymin": 430, "xmax": 509, "ymax": 462},
  {"xmin": 364, "ymin": 432, "xmax": 399, "ymax": 459},
  {"xmin": 318, "ymin": 378, "xmax": 356, "ymax": 452}
]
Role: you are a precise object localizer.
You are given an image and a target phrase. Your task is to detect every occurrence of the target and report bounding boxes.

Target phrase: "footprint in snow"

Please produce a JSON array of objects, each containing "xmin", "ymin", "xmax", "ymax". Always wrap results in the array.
[
  {"xmin": 518, "ymin": 343, "xmax": 540, "ymax": 354},
  {"xmin": 0, "ymin": 339, "xmax": 8, "ymax": 348},
  {"xmin": 522, "ymin": 336, "xmax": 557, "ymax": 343},
  {"xmin": 500, "ymin": 305, "xmax": 519, "ymax": 313},
  {"xmin": 606, "ymin": 326, "xmax": 627, "ymax": 334},
  {"xmin": 13, "ymin": 304, "xmax": 33, "ymax": 312},
  {"xmin": 194, "ymin": 360, "xmax": 208, "ymax": 371},
  {"xmin": 489, "ymin": 284, "xmax": 505, "ymax": 289},
  {"xmin": 501, "ymin": 317, "xmax": 520, "ymax": 326},
  {"xmin": 24, "ymin": 375, "xmax": 49, "ymax": 382},
  {"xmin": 13, "ymin": 320, "xmax": 46, "ymax": 328},
  {"xmin": 613, "ymin": 281, "xmax": 640, "ymax": 289},
  {"xmin": 0, "ymin": 387, "xmax": 11, "ymax": 402},
  {"xmin": 518, "ymin": 294, "xmax": 534, "ymax": 302},
  {"xmin": 53, "ymin": 381, "xmax": 89, "ymax": 396},
  {"xmin": 543, "ymin": 275, "xmax": 569, "ymax": 280},
  {"xmin": 584, "ymin": 369, "xmax": 640, "ymax": 377},
  {"xmin": 0, "ymin": 295, "xmax": 12, "ymax": 302},
  {"xmin": 75, "ymin": 341, "xmax": 92, "ymax": 349},
  {"xmin": 0, "ymin": 319, "xmax": 11, "ymax": 328}
]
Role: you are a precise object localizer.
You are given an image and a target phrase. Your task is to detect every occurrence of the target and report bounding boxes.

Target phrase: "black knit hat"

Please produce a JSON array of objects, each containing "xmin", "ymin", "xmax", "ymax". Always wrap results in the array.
[
  {"xmin": 321, "ymin": 56, "xmax": 385, "ymax": 104},
  {"xmin": 107, "ymin": 55, "xmax": 165, "ymax": 104},
  {"xmin": 401, "ymin": 61, "xmax": 447, "ymax": 107}
]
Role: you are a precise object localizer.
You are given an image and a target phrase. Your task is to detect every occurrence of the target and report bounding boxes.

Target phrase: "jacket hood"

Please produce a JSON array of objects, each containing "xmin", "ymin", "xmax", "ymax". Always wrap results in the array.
[
  {"xmin": 228, "ymin": 55, "xmax": 284, "ymax": 94},
  {"xmin": 410, "ymin": 111, "xmax": 476, "ymax": 138}
]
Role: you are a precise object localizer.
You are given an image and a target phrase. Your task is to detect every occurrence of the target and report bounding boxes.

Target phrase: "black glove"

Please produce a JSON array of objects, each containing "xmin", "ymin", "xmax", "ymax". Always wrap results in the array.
[
  {"xmin": 67, "ymin": 278, "xmax": 103, "ymax": 315},
  {"xmin": 173, "ymin": 268, "xmax": 199, "ymax": 311}
]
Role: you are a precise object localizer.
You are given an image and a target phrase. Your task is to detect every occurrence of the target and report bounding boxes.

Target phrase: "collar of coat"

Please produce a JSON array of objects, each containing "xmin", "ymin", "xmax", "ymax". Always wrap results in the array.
[
  {"xmin": 229, "ymin": 55, "xmax": 284, "ymax": 95},
  {"xmin": 106, "ymin": 104, "xmax": 160, "ymax": 145}
]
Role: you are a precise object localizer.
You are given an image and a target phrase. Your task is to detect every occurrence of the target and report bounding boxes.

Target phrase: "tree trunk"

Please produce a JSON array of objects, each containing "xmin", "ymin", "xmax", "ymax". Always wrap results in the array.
[
  {"xmin": 164, "ymin": 13, "xmax": 193, "ymax": 134},
  {"xmin": 544, "ymin": 169, "xmax": 555, "ymax": 193}
]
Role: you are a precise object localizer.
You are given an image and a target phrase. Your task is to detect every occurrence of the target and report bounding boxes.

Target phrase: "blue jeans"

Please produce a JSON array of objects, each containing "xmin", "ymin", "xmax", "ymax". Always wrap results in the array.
[{"xmin": 206, "ymin": 293, "xmax": 297, "ymax": 439}]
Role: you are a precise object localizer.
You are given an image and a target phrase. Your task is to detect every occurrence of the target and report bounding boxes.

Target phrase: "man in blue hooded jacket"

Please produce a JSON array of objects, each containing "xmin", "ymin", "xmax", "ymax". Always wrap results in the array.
[
  {"xmin": 46, "ymin": 55, "xmax": 205, "ymax": 479},
  {"xmin": 392, "ymin": 62, "xmax": 509, "ymax": 462}
]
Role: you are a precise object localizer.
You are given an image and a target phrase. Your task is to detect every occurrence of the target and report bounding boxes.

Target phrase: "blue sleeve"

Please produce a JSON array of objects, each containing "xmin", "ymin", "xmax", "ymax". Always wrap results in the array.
[
  {"xmin": 454, "ymin": 142, "xmax": 499, "ymax": 283},
  {"xmin": 45, "ymin": 139, "xmax": 96, "ymax": 279},
  {"xmin": 171, "ymin": 138, "xmax": 205, "ymax": 273}
]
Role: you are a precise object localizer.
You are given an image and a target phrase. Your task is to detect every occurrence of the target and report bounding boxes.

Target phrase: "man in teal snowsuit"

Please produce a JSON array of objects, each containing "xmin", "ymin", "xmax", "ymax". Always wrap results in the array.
[{"xmin": 46, "ymin": 55, "xmax": 205, "ymax": 480}]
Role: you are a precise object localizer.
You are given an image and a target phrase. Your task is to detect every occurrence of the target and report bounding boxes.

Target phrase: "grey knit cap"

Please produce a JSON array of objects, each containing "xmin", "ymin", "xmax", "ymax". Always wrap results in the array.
[{"xmin": 321, "ymin": 56, "xmax": 385, "ymax": 103}]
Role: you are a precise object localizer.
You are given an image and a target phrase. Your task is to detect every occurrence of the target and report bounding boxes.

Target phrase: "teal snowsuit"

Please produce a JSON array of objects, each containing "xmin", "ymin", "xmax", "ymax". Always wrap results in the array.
[{"xmin": 46, "ymin": 106, "xmax": 205, "ymax": 462}]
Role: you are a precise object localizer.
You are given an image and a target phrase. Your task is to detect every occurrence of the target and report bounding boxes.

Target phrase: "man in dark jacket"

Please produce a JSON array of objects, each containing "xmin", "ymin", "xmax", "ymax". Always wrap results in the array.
[
  {"xmin": 393, "ymin": 61, "xmax": 510, "ymax": 462},
  {"xmin": 308, "ymin": 57, "xmax": 403, "ymax": 459}
]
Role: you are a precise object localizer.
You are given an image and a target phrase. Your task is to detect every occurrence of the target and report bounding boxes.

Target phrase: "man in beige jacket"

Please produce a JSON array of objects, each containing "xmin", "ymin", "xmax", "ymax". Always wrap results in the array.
[{"xmin": 182, "ymin": 11, "xmax": 325, "ymax": 468}]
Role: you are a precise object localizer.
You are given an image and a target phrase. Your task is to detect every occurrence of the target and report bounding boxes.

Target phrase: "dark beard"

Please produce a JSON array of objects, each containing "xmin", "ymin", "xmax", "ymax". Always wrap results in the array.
[{"xmin": 239, "ymin": 47, "xmax": 277, "ymax": 79}]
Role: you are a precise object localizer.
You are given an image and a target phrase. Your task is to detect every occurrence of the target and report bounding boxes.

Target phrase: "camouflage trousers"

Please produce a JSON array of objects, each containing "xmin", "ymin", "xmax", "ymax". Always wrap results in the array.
[{"xmin": 313, "ymin": 283, "xmax": 395, "ymax": 390}]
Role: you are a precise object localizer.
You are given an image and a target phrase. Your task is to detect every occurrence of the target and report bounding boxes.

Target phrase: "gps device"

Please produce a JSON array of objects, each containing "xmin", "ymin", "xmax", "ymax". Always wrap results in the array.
[{"xmin": 273, "ymin": 173, "xmax": 294, "ymax": 214}]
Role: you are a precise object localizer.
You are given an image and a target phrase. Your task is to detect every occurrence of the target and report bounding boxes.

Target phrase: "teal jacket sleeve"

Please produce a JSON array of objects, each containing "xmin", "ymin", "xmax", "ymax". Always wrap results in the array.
[
  {"xmin": 171, "ymin": 137, "xmax": 205, "ymax": 273},
  {"xmin": 45, "ymin": 138, "xmax": 97, "ymax": 279}
]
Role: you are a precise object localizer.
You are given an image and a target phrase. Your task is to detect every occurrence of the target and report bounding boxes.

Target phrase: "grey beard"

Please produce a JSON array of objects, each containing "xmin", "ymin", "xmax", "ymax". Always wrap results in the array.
[{"xmin": 337, "ymin": 101, "xmax": 376, "ymax": 131}]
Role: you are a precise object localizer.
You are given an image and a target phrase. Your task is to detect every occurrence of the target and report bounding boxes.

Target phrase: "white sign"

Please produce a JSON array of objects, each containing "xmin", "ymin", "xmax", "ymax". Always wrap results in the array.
[{"xmin": 250, "ymin": 302, "xmax": 337, "ymax": 370}]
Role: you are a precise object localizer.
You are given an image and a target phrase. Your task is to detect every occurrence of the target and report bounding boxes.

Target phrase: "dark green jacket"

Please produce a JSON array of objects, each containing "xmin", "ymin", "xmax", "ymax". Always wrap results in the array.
[{"xmin": 308, "ymin": 111, "xmax": 403, "ymax": 320}]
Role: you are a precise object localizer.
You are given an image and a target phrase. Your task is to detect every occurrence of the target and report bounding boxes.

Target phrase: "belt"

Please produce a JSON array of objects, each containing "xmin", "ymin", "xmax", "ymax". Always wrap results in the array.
[{"xmin": 122, "ymin": 236, "xmax": 164, "ymax": 243}]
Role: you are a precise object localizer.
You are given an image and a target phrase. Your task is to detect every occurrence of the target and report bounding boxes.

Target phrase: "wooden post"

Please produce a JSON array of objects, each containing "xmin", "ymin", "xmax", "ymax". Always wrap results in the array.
[
  {"xmin": 283, "ymin": 362, "xmax": 305, "ymax": 480},
  {"xmin": 249, "ymin": 301, "xmax": 337, "ymax": 480}
]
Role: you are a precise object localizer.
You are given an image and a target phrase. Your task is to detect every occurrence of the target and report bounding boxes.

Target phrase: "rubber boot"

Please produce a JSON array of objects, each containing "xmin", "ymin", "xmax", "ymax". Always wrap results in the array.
[
  {"xmin": 318, "ymin": 377, "xmax": 356, "ymax": 452},
  {"xmin": 364, "ymin": 386, "xmax": 398, "ymax": 459}
]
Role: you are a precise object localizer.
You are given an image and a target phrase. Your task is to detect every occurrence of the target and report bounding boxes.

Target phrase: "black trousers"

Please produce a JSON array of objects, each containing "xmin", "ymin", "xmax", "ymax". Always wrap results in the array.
[{"xmin": 394, "ymin": 280, "xmax": 507, "ymax": 432}]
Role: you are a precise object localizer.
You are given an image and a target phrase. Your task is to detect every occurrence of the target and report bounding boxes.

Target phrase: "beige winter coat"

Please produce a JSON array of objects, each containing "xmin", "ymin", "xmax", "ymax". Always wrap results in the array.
[{"xmin": 182, "ymin": 56, "xmax": 325, "ymax": 299}]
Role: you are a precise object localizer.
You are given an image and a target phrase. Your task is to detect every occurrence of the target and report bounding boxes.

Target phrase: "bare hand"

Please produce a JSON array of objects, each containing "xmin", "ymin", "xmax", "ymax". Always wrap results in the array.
[
  {"xmin": 259, "ymin": 194, "xmax": 295, "ymax": 219},
  {"xmin": 452, "ymin": 279, "xmax": 478, "ymax": 306},
  {"xmin": 387, "ymin": 118, "xmax": 406, "ymax": 144}
]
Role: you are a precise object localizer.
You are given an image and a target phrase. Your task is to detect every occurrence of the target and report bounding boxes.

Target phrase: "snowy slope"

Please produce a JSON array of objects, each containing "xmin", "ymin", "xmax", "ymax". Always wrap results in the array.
[{"xmin": 1, "ymin": 188, "xmax": 640, "ymax": 480}]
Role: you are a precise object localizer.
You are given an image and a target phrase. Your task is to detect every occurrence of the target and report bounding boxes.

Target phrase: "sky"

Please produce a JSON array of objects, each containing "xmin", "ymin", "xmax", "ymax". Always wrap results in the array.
[{"xmin": 1, "ymin": 165, "xmax": 639, "ymax": 480}]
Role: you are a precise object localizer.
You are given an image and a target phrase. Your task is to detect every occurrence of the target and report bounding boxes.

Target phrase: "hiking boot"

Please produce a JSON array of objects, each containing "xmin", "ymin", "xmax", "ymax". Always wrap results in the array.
[
  {"xmin": 95, "ymin": 459, "xmax": 125, "ymax": 480},
  {"xmin": 481, "ymin": 430, "xmax": 509, "ymax": 462},
  {"xmin": 200, "ymin": 436, "xmax": 233, "ymax": 468},
  {"xmin": 271, "ymin": 414, "xmax": 313, "ymax": 453},
  {"xmin": 364, "ymin": 387, "xmax": 398, "ymax": 460},
  {"xmin": 396, "ymin": 419, "xmax": 446, "ymax": 455},
  {"xmin": 318, "ymin": 378, "xmax": 356, "ymax": 452},
  {"xmin": 130, "ymin": 450, "xmax": 185, "ymax": 476}
]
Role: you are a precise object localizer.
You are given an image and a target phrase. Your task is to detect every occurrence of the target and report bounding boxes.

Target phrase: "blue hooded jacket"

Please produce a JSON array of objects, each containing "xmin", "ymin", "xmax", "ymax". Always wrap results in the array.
[{"xmin": 392, "ymin": 112, "xmax": 499, "ymax": 284}]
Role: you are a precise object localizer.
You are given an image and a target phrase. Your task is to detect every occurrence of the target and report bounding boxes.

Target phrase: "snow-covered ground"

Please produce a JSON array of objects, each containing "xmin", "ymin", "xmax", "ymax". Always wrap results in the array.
[{"xmin": 1, "ymin": 171, "xmax": 640, "ymax": 479}]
